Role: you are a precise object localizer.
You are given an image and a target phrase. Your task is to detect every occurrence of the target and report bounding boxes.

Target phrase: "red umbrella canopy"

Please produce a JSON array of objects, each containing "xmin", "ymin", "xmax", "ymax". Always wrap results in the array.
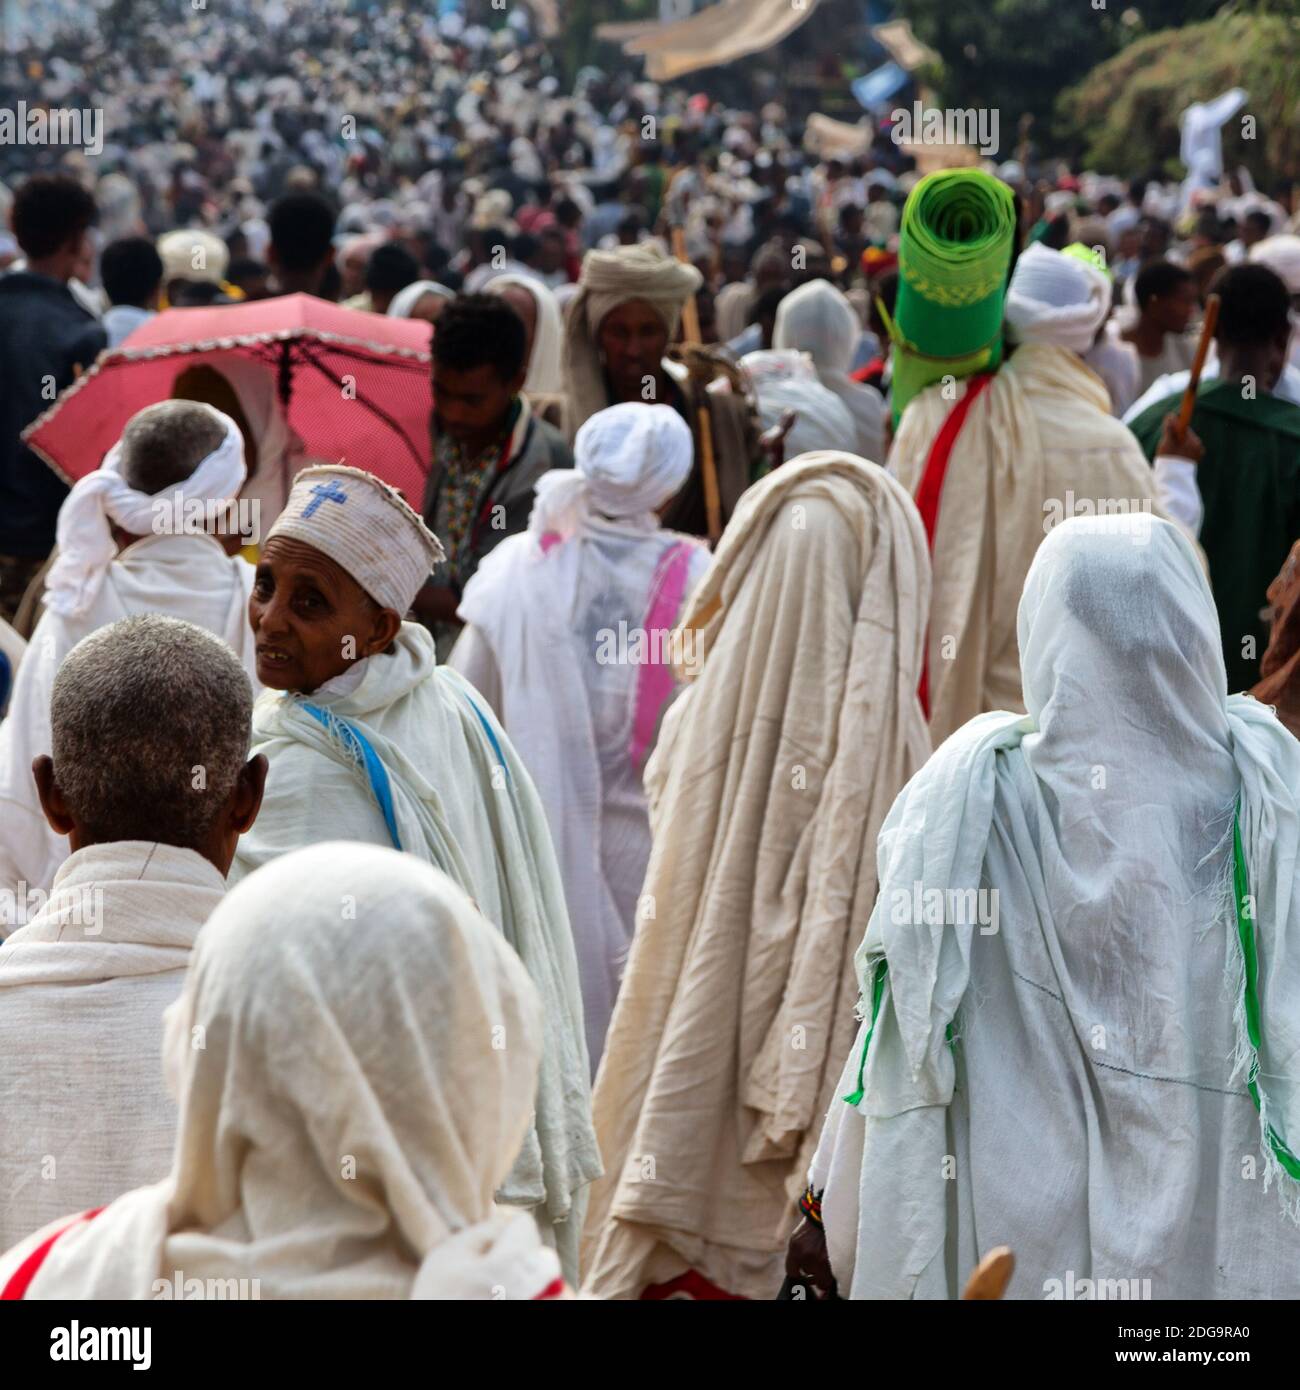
[{"xmin": 23, "ymin": 294, "xmax": 434, "ymax": 507}]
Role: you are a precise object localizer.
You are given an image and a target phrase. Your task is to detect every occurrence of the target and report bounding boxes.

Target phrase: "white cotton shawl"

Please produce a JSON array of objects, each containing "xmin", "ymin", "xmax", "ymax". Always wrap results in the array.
[
  {"xmin": 387, "ymin": 279, "xmax": 456, "ymax": 320},
  {"xmin": 812, "ymin": 515, "xmax": 1300, "ymax": 1300},
  {"xmin": 772, "ymin": 279, "xmax": 884, "ymax": 463},
  {"xmin": 888, "ymin": 341, "xmax": 1165, "ymax": 745},
  {"xmin": 4, "ymin": 844, "xmax": 566, "ymax": 1300},
  {"xmin": 44, "ymin": 404, "xmax": 246, "ymax": 620},
  {"xmin": 0, "ymin": 534, "xmax": 257, "ymax": 901},
  {"xmin": 581, "ymin": 454, "xmax": 932, "ymax": 1299},
  {"xmin": 485, "ymin": 273, "xmax": 566, "ymax": 396},
  {"xmin": 0, "ymin": 842, "xmax": 225, "ymax": 1254},
  {"xmin": 453, "ymin": 405, "xmax": 707, "ymax": 1070},
  {"xmin": 230, "ymin": 623, "xmax": 600, "ymax": 1282}
]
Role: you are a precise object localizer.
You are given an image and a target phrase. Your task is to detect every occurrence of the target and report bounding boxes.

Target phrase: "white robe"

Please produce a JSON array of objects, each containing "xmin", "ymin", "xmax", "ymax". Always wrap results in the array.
[
  {"xmin": 230, "ymin": 622, "xmax": 601, "ymax": 1283},
  {"xmin": 0, "ymin": 841, "xmax": 224, "ymax": 1254},
  {"xmin": 812, "ymin": 516, "xmax": 1300, "ymax": 1299},
  {"xmin": 452, "ymin": 518, "xmax": 710, "ymax": 1072},
  {"xmin": 0, "ymin": 534, "xmax": 256, "ymax": 905}
]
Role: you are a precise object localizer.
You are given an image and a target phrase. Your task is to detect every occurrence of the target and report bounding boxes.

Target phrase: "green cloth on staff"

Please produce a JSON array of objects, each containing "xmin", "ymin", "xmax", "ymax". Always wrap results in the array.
[{"xmin": 889, "ymin": 169, "xmax": 1017, "ymax": 426}]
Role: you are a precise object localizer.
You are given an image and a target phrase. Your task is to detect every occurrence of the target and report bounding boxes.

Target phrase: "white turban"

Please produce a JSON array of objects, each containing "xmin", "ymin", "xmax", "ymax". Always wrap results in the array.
[
  {"xmin": 157, "ymin": 229, "xmax": 230, "ymax": 286},
  {"xmin": 44, "ymin": 403, "xmax": 247, "ymax": 619},
  {"xmin": 529, "ymin": 402, "xmax": 692, "ymax": 541},
  {"xmin": 1004, "ymin": 243, "xmax": 1113, "ymax": 354},
  {"xmin": 387, "ymin": 279, "xmax": 456, "ymax": 319},
  {"xmin": 1250, "ymin": 235, "xmax": 1300, "ymax": 295},
  {"xmin": 268, "ymin": 464, "xmax": 445, "ymax": 614},
  {"xmin": 562, "ymin": 241, "xmax": 703, "ymax": 438}
]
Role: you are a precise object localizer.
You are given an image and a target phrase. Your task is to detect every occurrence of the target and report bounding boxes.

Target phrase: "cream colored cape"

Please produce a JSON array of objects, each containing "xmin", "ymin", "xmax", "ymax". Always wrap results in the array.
[
  {"xmin": 580, "ymin": 453, "xmax": 931, "ymax": 1299},
  {"xmin": 0, "ymin": 841, "xmax": 224, "ymax": 1253},
  {"xmin": 888, "ymin": 342, "xmax": 1165, "ymax": 745}
]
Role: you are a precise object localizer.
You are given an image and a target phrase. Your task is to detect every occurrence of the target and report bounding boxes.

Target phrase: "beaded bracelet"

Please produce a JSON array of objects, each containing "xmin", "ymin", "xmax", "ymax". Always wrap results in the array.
[{"xmin": 798, "ymin": 1186, "xmax": 823, "ymax": 1227}]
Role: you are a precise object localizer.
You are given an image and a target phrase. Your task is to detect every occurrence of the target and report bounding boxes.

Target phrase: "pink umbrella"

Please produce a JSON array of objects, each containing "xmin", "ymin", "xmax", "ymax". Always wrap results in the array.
[{"xmin": 23, "ymin": 294, "xmax": 434, "ymax": 506}]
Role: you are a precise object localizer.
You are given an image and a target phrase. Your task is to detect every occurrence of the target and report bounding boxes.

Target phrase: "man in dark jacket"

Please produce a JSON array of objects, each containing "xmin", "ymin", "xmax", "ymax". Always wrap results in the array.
[
  {"xmin": 0, "ymin": 175, "xmax": 105, "ymax": 621},
  {"xmin": 415, "ymin": 293, "xmax": 571, "ymax": 657}
]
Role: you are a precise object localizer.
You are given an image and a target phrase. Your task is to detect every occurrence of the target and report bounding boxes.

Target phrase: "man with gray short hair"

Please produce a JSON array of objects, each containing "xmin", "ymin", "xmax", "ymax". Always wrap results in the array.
[
  {"xmin": 0, "ymin": 400, "xmax": 258, "ymax": 898},
  {"xmin": 0, "ymin": 614, "xmax": 265, "ymax": 1254}
]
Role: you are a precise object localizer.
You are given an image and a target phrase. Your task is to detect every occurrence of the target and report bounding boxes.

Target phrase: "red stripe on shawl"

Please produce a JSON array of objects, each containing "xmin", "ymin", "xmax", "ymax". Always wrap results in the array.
[
  {"xmin": 915, "ymin": 373, "xmax": 994, "ymax": 717},
  {"xmin": 641, "ymin": 1269, "xmax": 747, "ymax": 1300},
  {"xmin": 0, "ymin": 1208, "xmax": 103, "ymax": 1301}
]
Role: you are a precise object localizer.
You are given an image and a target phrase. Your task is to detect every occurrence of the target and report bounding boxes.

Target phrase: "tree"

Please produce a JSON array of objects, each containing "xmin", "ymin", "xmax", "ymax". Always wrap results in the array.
[
  {"xmin": 895, "ymin": 0, "xmax": 1230, "ymax": 153},
  {"xmin": 1059, "ymin": 9, "xmax": 1300, "ymax": 181}
]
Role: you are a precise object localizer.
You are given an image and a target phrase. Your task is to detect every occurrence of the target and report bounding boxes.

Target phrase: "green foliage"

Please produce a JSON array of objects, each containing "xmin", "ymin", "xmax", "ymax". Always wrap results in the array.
[
  {"xmin": 894, "ymin": 0, "xmax": 1230, "ymax": 151},
  {"xmin": 1059, "ymin": 11, "xmax": 1300, "ymax": 180}
]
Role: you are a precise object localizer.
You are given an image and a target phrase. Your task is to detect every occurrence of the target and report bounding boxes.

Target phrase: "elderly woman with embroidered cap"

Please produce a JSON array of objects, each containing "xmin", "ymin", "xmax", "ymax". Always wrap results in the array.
[
  {"xmin": 789, "ymin": 515, "xmax": 1300, "ymax": 1300},
  {"xmin": 451, "ymin": 403, "xmax": 708, "ymax": 1071},
  {"xmin": 563, "ymin": 241, "xmax": 766, "ymax": 538},
  {"xmin": 231, "ymin": 464, "xmax": 600, "ymax": 1282},
  {"xmin": 0, "ymin": 843, "xmax": 570, "ymax": 1300}
]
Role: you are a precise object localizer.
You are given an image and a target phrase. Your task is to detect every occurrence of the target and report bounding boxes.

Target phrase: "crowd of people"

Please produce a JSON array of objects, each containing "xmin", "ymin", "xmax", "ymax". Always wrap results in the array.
[{"xmin": 0, "ymin": 0, "xmax": 1299, "ymax": 1303}]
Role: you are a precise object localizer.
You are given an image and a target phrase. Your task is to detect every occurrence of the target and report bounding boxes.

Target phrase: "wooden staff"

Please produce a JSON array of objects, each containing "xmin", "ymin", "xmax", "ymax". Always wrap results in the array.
[
  {"xmin": 670, "ymin": 226, "xmax": 723, "ymax": 544},
  {"xmin": 1177, "ymin": 293, "xmax": 1221, "ymax": 435}
]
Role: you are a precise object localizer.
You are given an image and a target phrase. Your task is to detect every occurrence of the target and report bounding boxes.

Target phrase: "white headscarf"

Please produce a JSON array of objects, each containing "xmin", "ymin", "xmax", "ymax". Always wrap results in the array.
[
  {"xmin": 529, "ymin": 402, "xmax": 692, "ymax": 542},
  {"xmin": 387, "ymin": 279, "xmax": 456, "ymax": 319},
  {"xmin": 484, "ymin": 273, "xmax": 565, "ymax": 395},
  {"xmin": 816, "ymin": 515, "xmax": 1300, "ymax": 1299},
  {"xmin": 44, "ymin": 404, "xmax": 246, "ymax": 620},
  {"xmin": 14, "ymin": 843, "xmax": 563, "ymax": 1300},
  {"xmin": 772, "ymin": 279, "xmax": 884, "ymax": 462},
  {"xmin": 1004, "ymin": 243, "xmax": 1113, "ymax": 354}
]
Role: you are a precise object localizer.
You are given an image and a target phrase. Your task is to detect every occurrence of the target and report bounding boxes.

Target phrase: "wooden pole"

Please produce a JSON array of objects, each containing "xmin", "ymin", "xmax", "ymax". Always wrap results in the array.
[
  {"xmin": 670, "ymin": 227, "xmax": 723, "ymax": 544},
  {"xmin": 1177, "ymin": 293, "xmax": 1220, "ymax": 435},
  {"xmin": 962, "ymin": 1246, "xmax": 1015, "ymax": 1300}
]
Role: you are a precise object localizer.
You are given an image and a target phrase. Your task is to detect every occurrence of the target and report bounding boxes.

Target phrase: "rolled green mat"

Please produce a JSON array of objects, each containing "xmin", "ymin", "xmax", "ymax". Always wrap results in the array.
[{"xmin": 889, "ymin": 168, "xmax": 1018, "ymax": 427}]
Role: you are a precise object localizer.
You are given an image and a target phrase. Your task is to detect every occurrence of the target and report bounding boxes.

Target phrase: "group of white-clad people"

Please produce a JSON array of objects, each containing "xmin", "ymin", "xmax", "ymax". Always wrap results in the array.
[{"xmin": 0, "ymin": 231, "xmax": 1298, "ymax": 1301}]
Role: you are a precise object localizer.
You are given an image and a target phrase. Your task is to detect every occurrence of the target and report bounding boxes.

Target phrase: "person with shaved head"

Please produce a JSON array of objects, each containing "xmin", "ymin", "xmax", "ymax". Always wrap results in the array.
[{"xmin": 0, "ymin": 614, "xmax": 265, "ymax": 1254}]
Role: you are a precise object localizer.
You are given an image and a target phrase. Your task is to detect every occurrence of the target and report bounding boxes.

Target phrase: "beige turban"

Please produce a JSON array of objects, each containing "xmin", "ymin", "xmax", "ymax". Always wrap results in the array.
[{"xmin": 562, "ymin": 241, "xmax": 703, "ymax": 438}]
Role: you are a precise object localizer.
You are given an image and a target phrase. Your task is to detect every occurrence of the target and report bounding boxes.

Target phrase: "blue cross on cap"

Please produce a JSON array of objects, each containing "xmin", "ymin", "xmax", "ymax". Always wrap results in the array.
[{"xmin": 302, "ymin": 479, "xmax": 349, "ymax": 519}]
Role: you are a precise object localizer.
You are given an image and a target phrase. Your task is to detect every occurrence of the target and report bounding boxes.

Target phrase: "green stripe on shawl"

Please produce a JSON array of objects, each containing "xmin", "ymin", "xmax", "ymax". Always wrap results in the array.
[{"xmin": 890, "ymin": 169, "xmax": 1017, "ymax": 426}]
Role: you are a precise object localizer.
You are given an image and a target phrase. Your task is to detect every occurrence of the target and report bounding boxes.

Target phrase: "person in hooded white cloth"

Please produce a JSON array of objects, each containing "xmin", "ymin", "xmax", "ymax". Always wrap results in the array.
[
  {"xmin": 0, "ymin": 843, "xmax": 569, "ymax": 1301},
  {"xmin": 772, "ymin": 278, "xmax": 884, "ymax": 464},
  {"xmin": 581, "ymin": 453, "xmax": 931, "ymax": 1300},
  {"xmin": 787, "ymin": 515, "xmax": 1300, "ymax": 1300},
  {"xmin": 450, "ymin": 404, "xmax": 709, "ymax": 1070},
  {"xmin": 0, "ymin": 615, "xmax": 265, "ymax": 1254},
  {"xmin": 0, "ymin": 402, "xmax": 256, "ymax": 902},
  {"xmin": 741, "ymin": 348, "xmax": 859, "ymax": 458},
  {"xmin": 484, "ymin": 272, "xmax": 568, "ymax": 429},
  {"xmin": 387, "ymin": 279, "xmax": 456, "ymax": 324},
  {"xmin": 229, "ymin": 464, "xmax": 600, "ymax": 1282},
  {"xmin": 888, "ymin": 242, "xmax": 1168, "ymax": 745}
]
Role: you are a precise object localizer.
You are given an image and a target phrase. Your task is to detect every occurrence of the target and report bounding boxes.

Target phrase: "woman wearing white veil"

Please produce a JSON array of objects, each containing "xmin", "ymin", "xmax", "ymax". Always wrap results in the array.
[
  {"xmin": 795, "ymin": 514, "xmax": 1300, "ymax": 1300},
  {"xmin": 0, "ymin": 843, "xmax": 568, "ymax": 1300},
  {"xmin": 484, "ymin": 273, "xmax": 567, "ymax": 429}
]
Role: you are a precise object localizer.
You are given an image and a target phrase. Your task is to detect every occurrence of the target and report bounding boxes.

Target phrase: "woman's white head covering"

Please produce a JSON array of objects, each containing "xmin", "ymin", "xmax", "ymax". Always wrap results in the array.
[
  {"xmin": 387, "ymin": 279, "xmax": 456, "ymax": 320},
  {"xmin": 16, "ymin": 843, "xmax": 564, "ymax": 1300},
  {"xmin": 772, "ymin": 278, "xmax": 885, "ymax": 463},
  {"xmin": 529, "ymin": 402, "xmax": 692, "ymax": 543},
  {"xmin": 268, "ymin": 464, "xmax": 444, "ymax": 615},
  {"xmin": 1004, "ymin": 243, "xmax": 1112, "ymax": 354},
  {"xmin": 44, "ymin": 403, "xmax": 246, "ymax": 619},
  {"xmin": 772, "ymin": 278, "xmax": 859, "ymax": 375},
  {"xmin": 484, "ymin": 273, "xmax": 565, "ymax": 395},
  {"xmin": 830, "ymin": 515, "xmax": 1300, "ymax": 1298}
]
